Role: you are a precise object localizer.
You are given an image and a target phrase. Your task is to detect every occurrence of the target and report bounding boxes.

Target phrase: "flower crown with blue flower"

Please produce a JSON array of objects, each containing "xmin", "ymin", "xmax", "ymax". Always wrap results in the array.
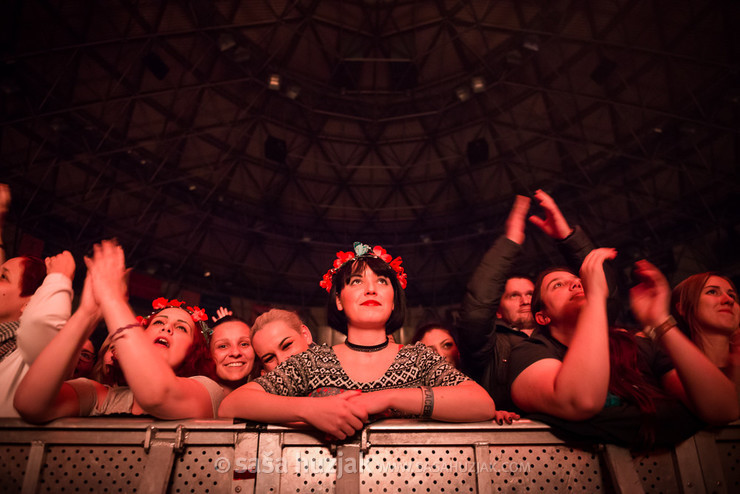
[{"xmin": 320, "ymin": 242, "xmax": 407, "ymax": 292}]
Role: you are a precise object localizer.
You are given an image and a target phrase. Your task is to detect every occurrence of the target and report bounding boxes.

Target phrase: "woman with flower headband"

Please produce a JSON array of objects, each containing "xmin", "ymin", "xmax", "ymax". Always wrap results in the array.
[
  {"xmin": 15, "ymin": 240, "xmax": 224, "ymax": 421},
  {"xmin": 219, "ymin": 243, "xmax": 497, "ymax": 439}
]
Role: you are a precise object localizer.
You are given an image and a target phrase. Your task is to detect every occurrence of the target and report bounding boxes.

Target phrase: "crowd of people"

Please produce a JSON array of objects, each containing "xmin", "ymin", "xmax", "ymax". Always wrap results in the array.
[{"xmin": 0, "ymin": 183, "xmax": 738, "ymax": 449}]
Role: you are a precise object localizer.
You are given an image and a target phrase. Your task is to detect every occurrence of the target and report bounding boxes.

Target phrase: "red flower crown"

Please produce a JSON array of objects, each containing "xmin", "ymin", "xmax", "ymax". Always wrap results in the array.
[
  {"xmin": 320, "ymin": 242, "xmax": 407, "ymax": 292},
  {"xmin": 136, "ymin": 297, "xmax": 211, "ymax": 340}
]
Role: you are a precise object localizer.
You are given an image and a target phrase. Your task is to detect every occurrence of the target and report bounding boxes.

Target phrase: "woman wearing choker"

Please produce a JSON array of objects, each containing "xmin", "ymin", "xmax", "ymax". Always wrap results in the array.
[{"xmin": 219, "ymin": 243, "xmax": 497, "ymax": 439}]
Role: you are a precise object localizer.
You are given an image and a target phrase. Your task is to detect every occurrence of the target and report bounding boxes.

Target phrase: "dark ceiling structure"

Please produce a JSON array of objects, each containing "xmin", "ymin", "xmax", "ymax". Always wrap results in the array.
[{"xmin": 2, "ymin": 0, "xmax": 739, "ymax": 308}]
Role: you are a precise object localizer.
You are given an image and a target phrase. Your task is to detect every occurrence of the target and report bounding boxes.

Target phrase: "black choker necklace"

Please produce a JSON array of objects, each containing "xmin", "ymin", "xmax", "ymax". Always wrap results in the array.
[{"xmin": 345, "ymin": 337, "xmax": 389, "ymax": 353}]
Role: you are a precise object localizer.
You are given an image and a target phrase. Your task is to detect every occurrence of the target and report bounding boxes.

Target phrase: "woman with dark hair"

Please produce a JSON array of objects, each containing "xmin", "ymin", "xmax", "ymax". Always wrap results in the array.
[
  {"xmin": 15, "ymin": 240, "xmax": 224, "ymax": 422},
  {"xmin": 209, "ymin": 310, "xmax": 256, "ymax": 392},
  {"xmin": 671, "ymin": 273, "xmax": 740, "ymax": 396},
  {"xmin": 411, "ymin": 321, "xmax": 461, "ymax": 369},
  {"xmin": 508, "ymin": 250, "xmax": 738, "ymax": 448},
  {"xmin": 220, "ymin": 242, "xmax": 496, "ymax": 439}
]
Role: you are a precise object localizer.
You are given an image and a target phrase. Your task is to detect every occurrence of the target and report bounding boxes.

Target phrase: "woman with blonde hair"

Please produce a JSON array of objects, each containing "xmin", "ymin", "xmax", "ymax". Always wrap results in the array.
[{"xmin": 250, "ymin": 308, "xmax": 313, "ymax": 373}]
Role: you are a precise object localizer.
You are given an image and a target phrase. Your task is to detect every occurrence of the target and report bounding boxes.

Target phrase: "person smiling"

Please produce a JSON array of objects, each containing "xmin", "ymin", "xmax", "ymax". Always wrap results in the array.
[
  {"xmin": 508, "ymin": 249, "xmax": 738, "ymax": 448},
  {"xmin": 209, "ymin": 312, "xmax": 256, "ymax": 392},
  {"xmin": 14, "ymin": 240, "xmax": 223, "ymax": 422},
  {"xmin": 250, "ymin": 309, "xmax": 313, "ymax": 373},
  {"xmin": 219, "ymin": 243, "xmax": 497, "ymax": 439},
  {"xmin": 671, "ymin": 273, "xmax": 740, "ymax": 400}
]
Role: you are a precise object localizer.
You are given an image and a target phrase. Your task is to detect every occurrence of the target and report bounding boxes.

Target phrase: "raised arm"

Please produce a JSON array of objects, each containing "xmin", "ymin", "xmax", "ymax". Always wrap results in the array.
[
  {"xmin": 457, "ymin": 196, "xmax": 530, "ymax": 358},
  {"xmin": 86, "ymin": 240, "xmax": 215, "ymax": 419},
  {"xmin": 17, "ymin": 251, "xmax": 75, "ymax": 364},
  {"xmin": 511, "ymin": 248, "xmax": 615, "ymax": 420},
  {"xmin": 530, "ymin": 189, "xmax": 620, "ymax": 323},
  {"xmin": 630, "ymin": 260, "xmax": 739, "ymax": 425},
  {"xmin": 14, "ymin": 269, "xmax": 103, "ymax": 423},
  {"xmin": 219, "ymin": 382, "xmax": 369, "ymax": 439}
]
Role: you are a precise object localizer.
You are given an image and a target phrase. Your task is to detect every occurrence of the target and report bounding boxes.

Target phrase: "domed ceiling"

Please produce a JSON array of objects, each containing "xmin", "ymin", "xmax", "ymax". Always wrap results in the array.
[{"xmin": 2, "ymin": 0, "xmax": 738, "ymax": 308}]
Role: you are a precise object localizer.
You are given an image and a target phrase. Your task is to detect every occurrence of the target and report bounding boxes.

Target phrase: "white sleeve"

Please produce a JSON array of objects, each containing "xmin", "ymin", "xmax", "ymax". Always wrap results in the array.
[{"xmin": 16, "ymin": 273, "xmax": 73, "ymax": 364}]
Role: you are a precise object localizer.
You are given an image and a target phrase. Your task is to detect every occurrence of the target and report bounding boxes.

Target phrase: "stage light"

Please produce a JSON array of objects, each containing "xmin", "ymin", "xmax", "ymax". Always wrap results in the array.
[
  {"xmin": 471, "ymin": 76, "xmax": 485, "ymax": 93},
  {"xmin": 268, "ymin": 74, "xmax": 281, "ymax": 90}
]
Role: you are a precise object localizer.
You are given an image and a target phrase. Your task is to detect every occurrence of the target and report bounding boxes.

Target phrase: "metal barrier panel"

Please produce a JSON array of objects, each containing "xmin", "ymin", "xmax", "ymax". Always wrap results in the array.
[
  {"xmin": 361, "ymin": 420, "xmax": 613, "ymax": 494},
  {"xmin": 1, "ymin": 418, "xmax": 738, "ymax": 494},
  {"xmin": 715, "ymin": 425, "xmax": 740, "ymax": 493},
  {"xmin": 632, "ymin": 449, "xmax": 681, "ymax": 494},
  {"xmin": 0, "ymin": 443, "xmax": 29, "ymax": 493}
]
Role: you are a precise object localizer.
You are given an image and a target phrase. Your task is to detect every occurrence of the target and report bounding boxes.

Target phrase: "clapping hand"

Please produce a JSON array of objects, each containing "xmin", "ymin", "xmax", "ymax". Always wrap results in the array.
[
  {"xmin": 505, "ymin": 195, "xmax": 531, "ymax": 245},
  {"xmin": 529, "ymin": 189, "xmax": 573, "ymax": 240},
  {"xmin": 629, "ymin": 260, "xmax": 671, "ymax": 328},
  {"xmin": 84, "ymin": 240, "xmax": 128, "ymax": 306},
  {"xmin": 580, "ymin": 248, "xmax": 617, "ymax": 302}
]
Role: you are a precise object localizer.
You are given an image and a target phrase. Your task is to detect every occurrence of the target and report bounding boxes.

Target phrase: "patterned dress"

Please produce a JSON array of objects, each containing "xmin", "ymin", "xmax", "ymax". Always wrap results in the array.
[{"xmin": 254, "ymin": 342, "xmax": 469, "ymax": 397}]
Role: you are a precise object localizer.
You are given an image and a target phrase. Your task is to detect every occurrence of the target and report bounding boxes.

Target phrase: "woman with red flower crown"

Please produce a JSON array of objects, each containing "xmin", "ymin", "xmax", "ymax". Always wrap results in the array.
[
  {"xmin": 15, "ymin": 240, "xmax": 224, "ymax": 421},
  {"xmin": 220, "ymin": 242, "xmax": 502, "ymax": 439}
]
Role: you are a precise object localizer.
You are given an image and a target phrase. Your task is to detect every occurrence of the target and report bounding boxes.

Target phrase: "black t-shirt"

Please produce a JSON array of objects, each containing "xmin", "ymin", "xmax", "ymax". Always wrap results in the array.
[{"xmin": 507, "ymin": 331, "xmax": 703, "ymax": 449}]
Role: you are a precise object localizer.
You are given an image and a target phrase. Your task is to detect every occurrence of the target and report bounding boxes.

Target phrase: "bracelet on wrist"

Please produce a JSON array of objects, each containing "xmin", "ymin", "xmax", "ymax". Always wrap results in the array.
[
  {"xmin": 419, "ymin": 386, "xmax": 434, "ymax": 420},
  {"xmin": 645, "ymin": 316, "xmax": 677, "ymax": 342},
  {"xmin": 110, "ymin": 323, "xmax": 142, "ymax": 342}
]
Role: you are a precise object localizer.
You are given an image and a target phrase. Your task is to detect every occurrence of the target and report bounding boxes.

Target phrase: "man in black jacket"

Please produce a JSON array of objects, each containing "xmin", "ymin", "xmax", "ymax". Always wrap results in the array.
[{"xmin": 457, "ymin": 190, "xmax": 596, "ymax": 412}]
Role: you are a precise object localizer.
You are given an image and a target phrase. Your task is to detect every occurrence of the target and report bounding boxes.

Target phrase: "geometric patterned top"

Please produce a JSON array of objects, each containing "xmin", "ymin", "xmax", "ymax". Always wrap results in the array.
[{"xmin": 255, "ymin": 342, "xmax": 469, "ymax": 397}]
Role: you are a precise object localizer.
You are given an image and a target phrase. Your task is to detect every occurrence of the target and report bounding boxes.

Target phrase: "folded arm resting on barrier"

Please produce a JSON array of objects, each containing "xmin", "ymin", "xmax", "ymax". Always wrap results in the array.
[
  {"xmin": 219, "ymin": 382, "xmax": 367, "ymax": 440},
  {"xmin": 219, "ymin": 380, "xmax": 496, "ymax": 440}
]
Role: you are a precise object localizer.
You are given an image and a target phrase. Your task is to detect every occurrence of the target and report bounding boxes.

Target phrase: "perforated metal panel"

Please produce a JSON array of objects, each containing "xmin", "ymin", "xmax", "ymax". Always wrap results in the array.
[
  {"xmin": 0, "ymin": 445, "xmax": 28, "ymax": 492},
  {"xmin": 37, "ymin": 445, "xmax": 145, "ymax": 492},
  {"xmin": 1, "ymin": 419, "xmax": 739, "ymax": 493},
  {"xmin": 169, "ymin": 446, "xmax": 229, "ymax": 494},
  {"xmin": 361, "ymin": 446, "xmax": 477, "ymax": 493},
  {"xmin": 631, "ymin": 449, "xmax": 680, "ymax": 494},
  {"xmin": 488, "ymin": 446, "xmax": 609, "ymax": 493},
  {"xmin": 718, "ymin": 442, "xmax": 740, "ymax": 491},
  {"xmin": 282, "ymin": 446, "xmax": 337, "ymax": 493}
]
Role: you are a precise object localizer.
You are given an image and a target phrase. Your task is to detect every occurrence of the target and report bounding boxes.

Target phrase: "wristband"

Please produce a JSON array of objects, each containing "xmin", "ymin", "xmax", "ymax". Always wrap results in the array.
[
  {"xmin": 110, "ymin": 323, "xmax": 142, "ymax": 341},
  {"xmin": 419, "ymin": 386, "xmax": 434, "ymax": 419},
  {"xmin": 645, "ymin": 316, "xmax": 677, "ymax": 342}
]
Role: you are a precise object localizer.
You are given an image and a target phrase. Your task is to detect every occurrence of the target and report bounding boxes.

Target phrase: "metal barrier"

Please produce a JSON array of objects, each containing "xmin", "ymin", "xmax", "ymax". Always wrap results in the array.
[{"xmin": 1, "ymin": 418, "xmax": 738, "ymax": 493}]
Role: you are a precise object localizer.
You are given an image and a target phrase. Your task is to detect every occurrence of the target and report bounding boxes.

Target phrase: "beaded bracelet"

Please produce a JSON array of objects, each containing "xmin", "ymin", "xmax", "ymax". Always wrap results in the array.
[
  {"xmin": 419, "ymin": 386, "xmax": 434, "ymax": 419},
  {"xmin": 110, "ymin": 323, "xmax": 142, "ymax": 342}
]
